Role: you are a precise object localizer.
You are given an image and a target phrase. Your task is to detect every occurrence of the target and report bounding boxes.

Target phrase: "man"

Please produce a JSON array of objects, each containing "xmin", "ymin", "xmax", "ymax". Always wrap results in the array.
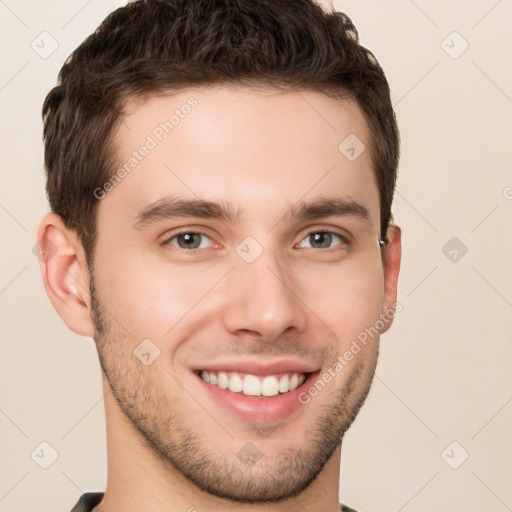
[{"xmin": 36, "ymin": 0, "xmax": 401, "ymax": 510}]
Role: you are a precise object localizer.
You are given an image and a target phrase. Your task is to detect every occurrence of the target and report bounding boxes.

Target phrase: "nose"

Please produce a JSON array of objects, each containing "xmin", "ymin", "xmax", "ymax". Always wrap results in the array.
[{"xmin": 221, "ymin": 249, "xmax": 308, "ymax": 342}]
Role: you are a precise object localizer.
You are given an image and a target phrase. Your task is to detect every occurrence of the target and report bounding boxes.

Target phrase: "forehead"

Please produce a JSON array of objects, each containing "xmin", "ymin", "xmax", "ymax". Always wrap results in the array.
[{"xmin": 100, "ymin": 85, "xmax": 380, "ymax": 232}]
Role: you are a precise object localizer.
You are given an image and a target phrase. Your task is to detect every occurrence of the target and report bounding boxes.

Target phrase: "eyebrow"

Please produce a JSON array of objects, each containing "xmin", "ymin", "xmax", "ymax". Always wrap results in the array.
[
  {"xmin": 284, "ymin": 196, "xmax": 373, "ymax": 230},
  {"xmin": 133, "ymin": 195, "xmax": 374, "ymax": 231},
  {"xmin": 134, "ymin": 196, "xmax": 241, "ymax": 229}
]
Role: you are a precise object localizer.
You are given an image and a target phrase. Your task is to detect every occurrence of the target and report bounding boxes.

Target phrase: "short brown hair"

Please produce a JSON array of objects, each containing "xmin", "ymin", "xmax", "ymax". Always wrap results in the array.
[{"xmin": 42, "ymin": 0, "xmax": 399, "ymax": 264}]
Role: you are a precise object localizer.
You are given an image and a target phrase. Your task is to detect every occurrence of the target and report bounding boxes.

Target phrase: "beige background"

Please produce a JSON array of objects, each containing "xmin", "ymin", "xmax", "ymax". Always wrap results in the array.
[{"xmin": 1, "ymin": 1, "xmax": 511, "ymax": 511}]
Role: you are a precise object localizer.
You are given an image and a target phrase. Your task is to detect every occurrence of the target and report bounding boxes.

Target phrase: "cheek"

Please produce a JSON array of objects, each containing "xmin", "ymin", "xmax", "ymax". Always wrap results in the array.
[
  {"xmin": 296, "ymin": 257, "xmax": 385, "ymax": 342},
  {"xmin": 97, "ymin": 251, "xmax": 227, "ymax": 338}
]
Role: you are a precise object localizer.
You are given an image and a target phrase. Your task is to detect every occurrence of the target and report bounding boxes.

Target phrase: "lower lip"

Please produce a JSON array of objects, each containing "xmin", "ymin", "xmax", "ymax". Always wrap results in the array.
[{"xmin": 194, "ymin": 371, "xmax": 320, "ymax": 423}]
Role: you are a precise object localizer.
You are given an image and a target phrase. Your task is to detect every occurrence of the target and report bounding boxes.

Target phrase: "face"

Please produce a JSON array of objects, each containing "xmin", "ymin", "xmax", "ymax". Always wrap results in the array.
[{"xmin": 88, "ymin": 86, "xmax": 399, "ymax": 502}]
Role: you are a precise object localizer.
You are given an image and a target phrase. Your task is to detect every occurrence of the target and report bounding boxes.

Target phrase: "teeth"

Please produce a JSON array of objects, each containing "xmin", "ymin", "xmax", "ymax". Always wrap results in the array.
[
  {"xmin": 261, "ymin": 376, "xmax": 279, "ymax": 397},
  {"xmin": 199, "ymin": 370, "xmax": 306, "ymax": 397},
  {"xmin": 289, "ymin": 373, "xmax": 299, "ymax": 391},
  {"xmin": 243, "ymin": 375, "xmax": 261, "ymax": 396},
  {"xmin": 217, "ymin": 371, "xmax": 229, "ymax": 389},
  {"xmin": 229, "ymin": 373, "xmax": 243, "ymax": 393},
  {"xmin": 278, "ymin": 374, "xmax": 289, "ymax": 393}
]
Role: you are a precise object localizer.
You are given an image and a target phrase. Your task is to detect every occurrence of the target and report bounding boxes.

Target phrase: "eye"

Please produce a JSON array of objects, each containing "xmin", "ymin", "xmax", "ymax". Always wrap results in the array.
[
  {"xmin": 297, "ymin": 230, "xmax": 348, "ymax": 250},
  {"xmin": 165, "ymin": 232, "xmax": 213, "ymax": 250}
]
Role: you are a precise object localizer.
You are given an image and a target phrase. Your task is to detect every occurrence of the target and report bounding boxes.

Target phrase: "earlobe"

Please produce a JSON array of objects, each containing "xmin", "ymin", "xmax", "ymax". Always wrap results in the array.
[
  {"xmin": 380, "ymin": 224, "xmax": 402, "ymax": 334},
  {"xmin": 36, "ymin": 213, "xmax": 95, "ymax": 338}
]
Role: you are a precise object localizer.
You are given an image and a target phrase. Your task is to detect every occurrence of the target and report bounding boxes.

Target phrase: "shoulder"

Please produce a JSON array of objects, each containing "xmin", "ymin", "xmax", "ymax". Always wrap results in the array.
[
  {"xmin": 69, "ymin": 492, "xmax": 104, "ymax": 512},
  {"xmin": 340, "ymin": 504, "xmax": 360, "ymax": 512}
]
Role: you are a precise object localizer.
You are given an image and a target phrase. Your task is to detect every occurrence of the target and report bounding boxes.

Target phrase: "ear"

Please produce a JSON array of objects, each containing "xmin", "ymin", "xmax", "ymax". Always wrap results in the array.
[
  {"xmin": 380, "ymin": 224, "xmax": 402, "ymax": 334},
  {"xmin": 35, "ymin": 213, "xmax": 95, "ymax": 337}
]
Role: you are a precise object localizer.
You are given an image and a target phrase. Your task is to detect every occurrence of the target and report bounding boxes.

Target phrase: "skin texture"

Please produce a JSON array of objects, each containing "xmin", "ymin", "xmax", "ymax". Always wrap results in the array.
[{"xmin": 37, "ymin": 86, "xmax": 401, "ymax": 512}]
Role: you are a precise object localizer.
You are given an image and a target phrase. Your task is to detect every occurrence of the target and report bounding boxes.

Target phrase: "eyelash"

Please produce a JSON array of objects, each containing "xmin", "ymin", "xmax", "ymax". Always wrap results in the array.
[{"xmin": 161, "ymin": 229, "xmax": 350, "ymax": 255}]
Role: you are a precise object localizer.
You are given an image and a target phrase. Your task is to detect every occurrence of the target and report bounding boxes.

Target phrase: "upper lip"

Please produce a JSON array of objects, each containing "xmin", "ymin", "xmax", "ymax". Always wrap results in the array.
[{"xmin": 190, "ymin": 358, "xmax": 321, "ymax": 377}]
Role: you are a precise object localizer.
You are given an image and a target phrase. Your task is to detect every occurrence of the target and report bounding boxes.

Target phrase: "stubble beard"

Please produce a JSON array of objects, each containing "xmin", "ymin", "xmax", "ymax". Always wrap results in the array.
[{"xmin": 89, "ymin": 266, "xmax": 379, "ymax": 504}]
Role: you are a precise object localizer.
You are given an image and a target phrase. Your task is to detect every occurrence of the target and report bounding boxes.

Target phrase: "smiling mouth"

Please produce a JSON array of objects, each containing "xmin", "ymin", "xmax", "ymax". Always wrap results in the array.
[{"xmin": 194, "ymin": 370, "xmax": 310, "ymax": 398}]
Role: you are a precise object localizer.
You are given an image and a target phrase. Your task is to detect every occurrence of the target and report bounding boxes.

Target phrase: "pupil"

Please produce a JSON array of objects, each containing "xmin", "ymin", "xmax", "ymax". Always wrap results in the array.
[
  {"xmin": 312, "ymin": 232, "xmax": 330, "ymax": 248},
  {"xmin": 180, "ymin": 233, "xmax": 200, "ymax": 249}
]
